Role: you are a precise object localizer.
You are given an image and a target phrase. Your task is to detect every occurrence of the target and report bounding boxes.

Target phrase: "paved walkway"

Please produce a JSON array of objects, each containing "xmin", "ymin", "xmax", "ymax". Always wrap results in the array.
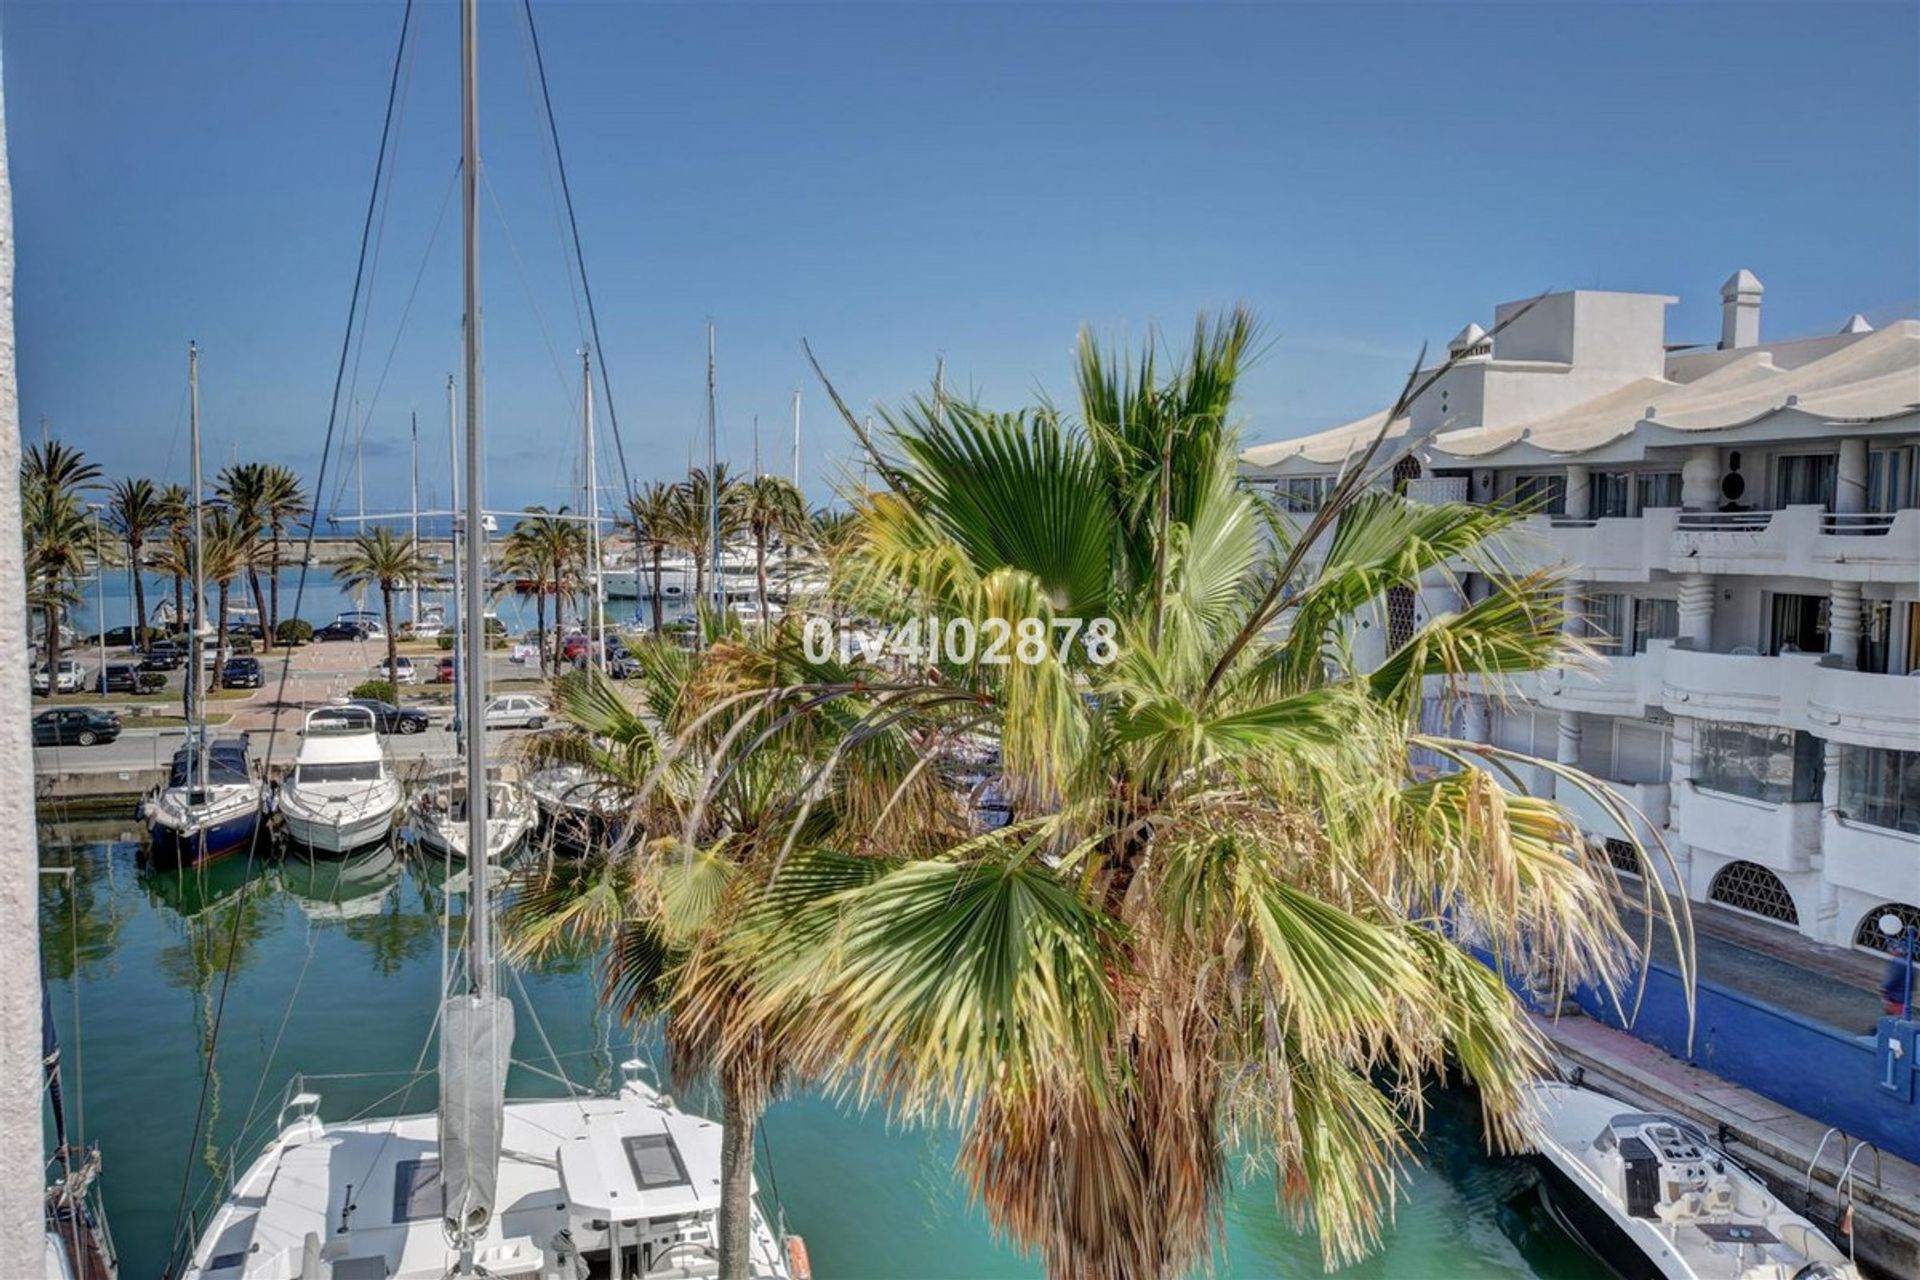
[{"xmin": 1621, "ymin": 900, "xmax": 1887, "ymax": 1034}]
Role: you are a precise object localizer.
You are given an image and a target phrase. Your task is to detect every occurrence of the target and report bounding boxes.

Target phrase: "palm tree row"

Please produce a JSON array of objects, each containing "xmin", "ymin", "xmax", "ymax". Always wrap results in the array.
[
  {"xmin": 507, "ymin": 308, "xmax": 1686, "ymax": 1280},
  {"xmin": 622, "ymin": 466, "xmax": 809, "ymax": 629},
  {"xmin": 22, "ymin": 443, "xmax": 311, "ymax": 694}
]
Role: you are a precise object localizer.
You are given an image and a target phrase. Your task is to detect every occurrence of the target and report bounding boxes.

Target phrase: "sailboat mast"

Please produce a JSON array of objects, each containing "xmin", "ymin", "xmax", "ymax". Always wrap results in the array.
[
  {"xmin": 447, "ymin": 374, "xmax": 462, "ymax": 754},
  {"xmin": 188, "ymin": 342, "xmax": 207, "ymax": 801},
  {"xmin": 582, "ymin": 346, "xmax": 602, "ymax": 671},
  {"xmin": 706, "ymin": 322, "xmax": 721, "ymax": 612},
  {"xmin": 410, "ymin": 411, "xmax": 420, "ymax": 623},
  {"xmin": 459, "ymin": 0, "xmax": 491, "ymax": 993}
]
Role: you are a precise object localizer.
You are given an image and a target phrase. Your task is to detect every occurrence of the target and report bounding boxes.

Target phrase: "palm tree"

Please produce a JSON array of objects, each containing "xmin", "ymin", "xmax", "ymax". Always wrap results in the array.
[
  {"xmin": 507, "ymin": 507, "xmax": 587, "ymax": 671},
  {"xmin": 506, "ymin": 636, "xmax": 948, "ymax": 1279},
  {"xmin": 260, "ymin": 464, "xmax": 309, "ymax": 638},
  {"xmin": 216, "ymin": 462, "xmax": 274, "ymax": 650},
  {"xmin": 156, "ymin": 482, "xmax": 192, "ymax": 630},
  {"xmin": 677, "ymin": 465, "xmax": 743, "ymax": 606},
  {"xmin": 108, "ymin": 477, "xmax": 166, "ymax": 646},
  {"xmin": 23, "ymin": 441, "xmax": 103, "ymax": 695},
  {"xmin": 704, "ymin": 309, "xmax": 1684, "ymax": 1280},
  {"xmin": 737, "ymin": 474, "xmax": 806, "ymax": 631},
  {"xmin": 201, "ymin": 510, "xmax": 251, "ymax": 691},
  {"xmin": 624, "ymin": 481, "xmax": 679, "ymax": 631},
  {"xmin": 332, "ymin": 528, "xmax": 429, "ymax": 688}
]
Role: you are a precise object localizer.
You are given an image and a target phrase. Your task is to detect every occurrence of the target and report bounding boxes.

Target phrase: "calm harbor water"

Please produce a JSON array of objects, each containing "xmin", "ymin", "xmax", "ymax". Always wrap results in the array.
[{"xmin": 38, "ymin": 819, "xmax": 1604, "ymax": 1279}]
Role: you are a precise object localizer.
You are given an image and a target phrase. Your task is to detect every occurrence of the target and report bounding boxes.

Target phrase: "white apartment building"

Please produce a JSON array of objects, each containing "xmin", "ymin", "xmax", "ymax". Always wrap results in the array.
[{"xmin": 1243, "ymin": 272, "xmax": 1920, "ymax": 951}]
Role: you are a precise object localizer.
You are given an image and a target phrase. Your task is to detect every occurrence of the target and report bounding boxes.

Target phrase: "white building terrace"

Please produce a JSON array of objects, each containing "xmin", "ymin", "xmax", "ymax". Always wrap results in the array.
[{"xmin": 1242, "ymin": 272, "xmax": 1920, "ymax": 951}]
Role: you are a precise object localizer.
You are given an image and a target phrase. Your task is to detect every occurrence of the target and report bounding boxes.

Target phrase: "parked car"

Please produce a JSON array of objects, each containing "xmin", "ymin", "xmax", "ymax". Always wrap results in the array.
[
  {"xmin": 560, "ymin": 632, "xmax": 592, "ymax": 662},
  {"xmin": 315, "ymin": 621, "xmax": 371, "ymax": 642},
  {"xmin": 32, "ymin": 659, "xmax": 86, "ymax": 695},
  {"xmin": 94, "ymin": 625, "xmax": 139, "ymax": 647},
  {"xmin": 141, "ymin": 640, "xmax": 187, "ymax": 670},
  {"xmin": 222, "ymin": 656, "xmax": 265, "ymax": 689},
  {"xmin": 372, "ymin": 656, "xmax": 419, "ymax": 685},
  {"xmin": 434, "ymin": 655, "xmax": 456, "ymax": 683},
  {"xmin": 607, "ymin": 652, "xmax": 643, "ymax": 680},
  {"xmin": 347, "ymin": 697, "xmax": 430, "ymax": 735},
  {"xmin": 31, "ymin": 707, "xmax": 122, "ymax": 747},
  {"xmin": 482, "ymin": 694, "xmax": 550, "ymax": 730},
  {"xmin": 93, "ymin": 662, "xmax": 144, "ymax": 694}
]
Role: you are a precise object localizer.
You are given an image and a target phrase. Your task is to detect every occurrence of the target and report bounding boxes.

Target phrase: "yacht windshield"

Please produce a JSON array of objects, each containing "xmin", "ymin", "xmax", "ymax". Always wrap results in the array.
[{"xmin": 298, "ymin": 761, "xmax": 382, "ymax": 784}]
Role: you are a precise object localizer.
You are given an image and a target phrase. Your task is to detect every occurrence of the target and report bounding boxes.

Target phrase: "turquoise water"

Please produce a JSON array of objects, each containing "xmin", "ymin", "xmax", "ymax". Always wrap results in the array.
[{"xmin": 38, "ymin": 820, "xmax": 1603, "ymax": 1279}]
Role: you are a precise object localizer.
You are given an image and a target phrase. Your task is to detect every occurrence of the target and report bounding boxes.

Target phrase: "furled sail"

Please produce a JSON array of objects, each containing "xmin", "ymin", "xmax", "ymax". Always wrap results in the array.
[{"xmin": 438, "ymin": 992, "xmax": 515, "ymax": 1242}]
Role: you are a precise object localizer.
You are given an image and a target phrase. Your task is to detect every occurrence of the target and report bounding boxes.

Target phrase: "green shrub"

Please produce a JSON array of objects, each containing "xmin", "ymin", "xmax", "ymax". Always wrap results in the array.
[
  {"xmin": 136, "ymin": 671, "xmax": 167, "ymax": 694},
  {"xmin": 437, "ymin": 634, "xmax": 454, "ymax": 651},
  {"xmin": 276, "ymin": 618, "xmax": 314, "ymax": 646},
  {"xmin": 350, "ymin": 679, "xmax": 397, "ymax": 703}
]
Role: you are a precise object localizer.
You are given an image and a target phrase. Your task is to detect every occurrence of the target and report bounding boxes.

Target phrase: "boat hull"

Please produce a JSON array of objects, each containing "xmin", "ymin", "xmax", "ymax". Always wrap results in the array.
[
  {"xmin": 145, "ymin": 807, "xmax": 263, "ymax": 868},
  {"xmin": 277, "ymin": 788, "xmax": 401, "ymax": 855},
  {"xmin": 1529, "ymin": 1153, "xmax": 1679, "ymax": 1280}
]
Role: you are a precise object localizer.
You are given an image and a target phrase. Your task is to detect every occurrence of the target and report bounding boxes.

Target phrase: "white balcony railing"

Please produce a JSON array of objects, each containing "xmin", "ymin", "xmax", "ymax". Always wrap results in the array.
[
  {"xmin": 1821, "ymin": 814, "xmax": 1920, "ymax": 903},
  {"xmin": 1662, "ymin": 646, "xmax": 1920, "ymax": 750},
  {"xmin": 1673, "ymin": 783, "xmax": 1821, "ymax": 872}
]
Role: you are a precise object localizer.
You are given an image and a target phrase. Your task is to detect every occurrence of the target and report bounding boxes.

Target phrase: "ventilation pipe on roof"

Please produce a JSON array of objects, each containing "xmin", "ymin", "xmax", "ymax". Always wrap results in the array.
[{"xmin": 1719, "ymin": 269, "xmax": 1763, "ymax": 350}]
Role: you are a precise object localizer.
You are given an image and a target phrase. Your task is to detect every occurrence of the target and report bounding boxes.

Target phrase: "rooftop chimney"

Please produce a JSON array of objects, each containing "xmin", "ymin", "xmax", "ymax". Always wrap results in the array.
[{"xmin": 1719, "ymin": 269, "xmax": 1763, "ymax": 350}]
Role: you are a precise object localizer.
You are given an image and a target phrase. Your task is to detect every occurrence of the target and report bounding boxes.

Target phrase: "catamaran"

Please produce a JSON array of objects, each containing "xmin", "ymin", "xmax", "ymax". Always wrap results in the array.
[
  {"xmin": 180, "ymin": 5, "xmax": 799, "ymax": 1274},
  {"xmin": 274, "ymin": 703, "xmax": 404, "ymax": 853},
  {"xmin": 141, "ymin": 345, "xmax": 264, "ymax": 867}
]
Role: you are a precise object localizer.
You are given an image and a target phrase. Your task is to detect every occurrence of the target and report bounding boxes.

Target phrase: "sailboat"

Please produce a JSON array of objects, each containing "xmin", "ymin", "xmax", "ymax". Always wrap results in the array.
[
  {"xmin": 181, "ymin": 6, "xmax": 797, "ymax": 1274},
  {"xmin": 141, "ymin": 344, "xmax": 265, "ymax": 867},
  {"xmin": 410, "ymin": 763, "xmax": 534, "ymax": 864}
]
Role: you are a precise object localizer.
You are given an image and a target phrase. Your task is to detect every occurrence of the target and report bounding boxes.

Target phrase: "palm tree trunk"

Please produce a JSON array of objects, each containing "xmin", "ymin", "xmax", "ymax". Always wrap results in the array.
[
  {"xmin": 755, "ymin": 531, "xmax": 771, "ymax": 636},
  {"xmin": 213, "ymin": 581, "xmax": 231, "ymax": 690},
  {"xmin": 248, "ymin": 565, "xmax": 271, "ymax": 651},
  {"xmin": 534, "ymin": 592, "xmax": 548, "ymax": 677},
  {"xmin": 172, "ymin": 571, "xmax": 184, "ymax": 635},
  {"xmin": 649, "ymin": 545, "xmax": 664, "ymax": 632},
  {"xmin": 552, "ymin": 574, "xmax": 567, "ymax": 671},
  {"xmin": 381, "ymin": 579, "xmax": 398, "ymax": 692},
  {"xmin": 267, "ymin": 525, "xmax": 282, "ymax": 639},
  {"xmin": 717, "ymin": 1071, "xmax": 758, "ymax": 1280},
  {"xmin": 129, "ymin": 537, "xmax": 148, "ymax": 647},
  {"xmin": 42, "ymin": 586, "xmax": 60, "ymax": 700}
]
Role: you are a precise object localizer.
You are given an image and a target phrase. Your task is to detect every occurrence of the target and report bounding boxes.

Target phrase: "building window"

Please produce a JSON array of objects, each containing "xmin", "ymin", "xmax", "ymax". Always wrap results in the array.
[
  {"xmin": 1769, "ymin": 592, "xmax": 1828, "ymax": 655},
  {"xmin": 1774, "ymin": 453, "xmax": 1838, "ymax": 511},
  {"xmin": 1386, "ymin": 586, "xmax": 1417, "ymax": 651},
  {"xmin": 1693, "ymin": 721, "xmax": 1824, "ymax": 805},
  {"xmin": 1273, "ymin": 476, "xmax": 1332, "ymax": 513},
  {"xmin": 1708, "ymin": 861, "xmax": 1800, "ymax": 925},
  {"xmin": 1866, "ymin": 447, "xmax": 1915, "ymax": 513},
  {"xmin": 1859, "ymin": 600, "xmax": 1893, "ymax": 674},
  {"xmin": 1585, "ymin": 592, "xmax": 1627, "ymax": 653},
  {"xmin": 1854, "ymin": 903, "xmax": 1920, "ymax": 955},
  {"xmin": 1603, "ymin": 837, "xmax": 1642, "ymax": 878},
  {"xmin": 1636, "ymin": 471, "xmax": 1682, "ymax": 509},
  {"xmin": 1507, "ymin": 473, "xmax": 1566, "ymax": 516},
  {"xmin": 1632, "ymin": 598, "xmax": 1678, "ymax": 654},
  {"xmin": 1838, "ymin": 744, "xmax": 1920, "ymax": 835},
  {"xmin": 1593, "ymin": 472, "xmax": 1632, "ymax": 519}
]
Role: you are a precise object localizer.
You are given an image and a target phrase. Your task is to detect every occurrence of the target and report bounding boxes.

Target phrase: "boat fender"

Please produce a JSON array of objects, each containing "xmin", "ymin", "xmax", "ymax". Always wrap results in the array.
[{"xmin": 1792, "ymin": 1266, "xmax": 1843, "ymax": 1280}]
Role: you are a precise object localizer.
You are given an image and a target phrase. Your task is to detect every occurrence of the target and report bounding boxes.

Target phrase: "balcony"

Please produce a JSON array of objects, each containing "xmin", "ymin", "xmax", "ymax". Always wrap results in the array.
[
  {"xmin": 1663, "ymin": 646, "xmax": 1920, "ymax": 749},
  {"xmin": 1673, "ymin": 783, "xmax": 1821, "ymax": 872},
  {"xmin": 1536, "ymin": 646, "xmax": 1666, "ymax": 716},
  {"xmin": 1666, "ymin": 505, "xmax": 1920, "ymax": 582},
  {"xmin": 1558, "ymin": 778, "xmax": 1672, "ymax": 848},
  {"xmin": 1661, "ymin": 647, "xmax": 1815, "ymax": 724},
  {"xmin": 1490, "ymin": 510, "xmax": 1672, "ymax": 582},
  {"xmin": 1821, "ymin": 815, "xmax": 1920, "ymax": 904}
]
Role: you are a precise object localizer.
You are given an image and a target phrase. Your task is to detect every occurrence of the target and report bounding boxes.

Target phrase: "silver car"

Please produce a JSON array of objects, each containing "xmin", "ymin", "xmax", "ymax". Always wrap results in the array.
[{"xmin": 482, "ymin": 694, "xmax": 550, "ymax": 730}]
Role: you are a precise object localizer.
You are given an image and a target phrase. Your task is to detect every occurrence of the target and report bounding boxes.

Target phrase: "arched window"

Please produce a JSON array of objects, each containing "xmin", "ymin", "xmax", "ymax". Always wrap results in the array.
[
  {"xmin": 1854, "ymin": 903, "xmax": 1920, "ymax": 953},
  {"xmin": 1707, "ymin": 861, "xmax": 1799, "ymax": 925},
  {"xmin": 1602, "ymin": 837, "xmax": 1642, "ymax": 879}
]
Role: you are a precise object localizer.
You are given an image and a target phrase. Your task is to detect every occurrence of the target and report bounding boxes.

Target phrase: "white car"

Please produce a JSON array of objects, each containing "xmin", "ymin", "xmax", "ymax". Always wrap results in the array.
[
  {"xmin": 371, "ymin": 656, "xmax": 419, "ymax": 685},
  {"xmin": 482, "ymin": 694, "xmax": 550, "ymax": 730},
  {"xmin": 32, "ymin": 658, "xmax": 85, "ymax": 694}
]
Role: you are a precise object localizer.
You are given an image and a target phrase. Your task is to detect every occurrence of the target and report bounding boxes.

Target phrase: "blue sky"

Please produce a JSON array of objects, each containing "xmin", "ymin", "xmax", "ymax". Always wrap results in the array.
[{"xmin": 5, "ymin": 1, "xmax": 1915, "ymax": 517}]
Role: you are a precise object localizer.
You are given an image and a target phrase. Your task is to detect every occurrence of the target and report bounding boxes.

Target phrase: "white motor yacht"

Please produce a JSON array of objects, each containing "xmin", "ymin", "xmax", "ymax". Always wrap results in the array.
[
  {"xmin": 276, "ymin": 703, "xmax": 404, "ymax": 853},
  {"xmin": 411, "ymin": 765, "xmax": 535, "ymax": 863},
  {"xmin": 1527, "ymin": 1080, "xmax": 1856, "ymax": 1280},
  {"xmin": 524, "ymin": 761, "xmax": 629, "ymax": 854}
]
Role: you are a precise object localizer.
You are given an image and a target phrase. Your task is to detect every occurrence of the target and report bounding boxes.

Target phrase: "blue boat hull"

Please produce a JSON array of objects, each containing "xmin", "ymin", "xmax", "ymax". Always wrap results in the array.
[{"xmin": 146, "ymin": 807, "xmax": 264, "ymax": 868}]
